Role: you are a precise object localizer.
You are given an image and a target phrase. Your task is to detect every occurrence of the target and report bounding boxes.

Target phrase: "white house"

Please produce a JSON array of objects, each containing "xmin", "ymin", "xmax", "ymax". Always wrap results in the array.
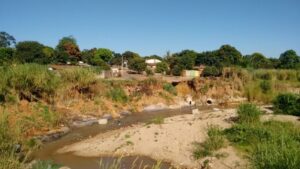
[{"xmin": 145, "ymin": 59, "xmax": 161, "ymax": 69}]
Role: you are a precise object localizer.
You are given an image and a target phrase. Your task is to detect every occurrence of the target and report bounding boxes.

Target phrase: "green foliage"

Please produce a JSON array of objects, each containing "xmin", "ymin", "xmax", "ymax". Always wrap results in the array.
[
  {"xmin": 0, "ymin": 64, "xmax": 60, "ymax": 102},
  {"xmin": 60, "ymin": 67, "xmax": 97, "ymax": 88},
  {"xmin": 193, "ymin": 125, "xmax": 225, "ymax": 159},
  {"xmin": 128, "ymin": 57, "xmax": 146, "ymax": 73},
  {"xmin": 145, "ymin": 68, "xmax": 154, "ymax": 76},
  {"xmin": 56, "ymin": 36, "xmax": 81, "ymax": 62},
  {"xmin": 202, "ymin": 66, "xmax": 222, "ymax": 77},
  {"xmin": 0, "ymin": 32, "xmax": 16, "ymax": 48},
  {"xmin": 225, "ymin": 120, "xmax": 300, "ymax": 169},
  {"xmin": 249, "ymin": 53, "xmax": 273, "ymax": 69},
  {"xmin": 0, "ymin": 47, "xmax": 15, "ymax": 65},
  {"xmin": 279, "ymin": 50, "xmax": 300, "ymax": 69},
  {"xmin": 217, "ymin": 44, "xmax": 242, "ymax": 66},
  {"xmin": 107, "ymin": 88, "xmax": 128, "ymax": 103},
  {"xmin": 155, "ymin": 61, "xmax": 168, "ymax": 73},
  {"xmin": 31, "ymin": 160, "xmax": 61, "ymax": 169},
  {"xmin": 16, "ymin": 41, "xmax": 50, "ymax": 64},
  {"xmin": 237, "ymin": 103, "xmax": 261, "ymax": 124},
  {"xmin": 163, "ymin": 83, "xmax": 177, "ymax": 95},
  {"xmin": 259, "ymin": 80, "xmax": 272, "ymax": 93},
  {"xmin": 94, "ymin": 48, "xmax": 113, "ymax": 63},
  {"xmin": 273, "ymin": 93, "xmax": 300, "ymax": 116}
]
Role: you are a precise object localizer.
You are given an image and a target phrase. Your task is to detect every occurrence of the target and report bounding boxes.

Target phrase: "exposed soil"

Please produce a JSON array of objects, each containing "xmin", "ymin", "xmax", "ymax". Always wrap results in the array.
[{"xmin": 57, "ymin": 108, "xmax": 247, "ymax": 169}]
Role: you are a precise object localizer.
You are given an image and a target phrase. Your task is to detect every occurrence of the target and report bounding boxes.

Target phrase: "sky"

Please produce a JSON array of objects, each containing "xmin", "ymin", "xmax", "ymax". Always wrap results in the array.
[{"xmin": 1, "ymin": 0, "xmax": 300, "ymax": 58}]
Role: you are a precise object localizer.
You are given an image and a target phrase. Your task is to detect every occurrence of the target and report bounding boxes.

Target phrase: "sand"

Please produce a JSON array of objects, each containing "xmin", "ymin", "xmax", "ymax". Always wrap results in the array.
[{"xmin": 58, "ymin": 108, "xmax": 249, "ymax": 168}]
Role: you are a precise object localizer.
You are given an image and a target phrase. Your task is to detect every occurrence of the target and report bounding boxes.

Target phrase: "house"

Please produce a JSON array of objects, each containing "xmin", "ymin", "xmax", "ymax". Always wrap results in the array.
[{"xmin": 145, "ymin": 59, "xmax": 161, "ymax": 69}]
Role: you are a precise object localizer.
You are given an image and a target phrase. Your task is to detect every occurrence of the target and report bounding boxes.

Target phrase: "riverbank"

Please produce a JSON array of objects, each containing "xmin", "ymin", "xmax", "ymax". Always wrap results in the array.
[{"xmin": 57, "ymin": 108, "xmax": 246, "ymax": 169}]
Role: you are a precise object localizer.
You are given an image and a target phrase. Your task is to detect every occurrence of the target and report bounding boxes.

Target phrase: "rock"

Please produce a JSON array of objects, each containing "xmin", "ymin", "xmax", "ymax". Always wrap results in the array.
[
  {"xmin": 98, "ymin": 118, "xmax": 108, "ymax": 125},
  {"xmin": 192, "ymin": 109, "xmax": 200, "ymax": 115},
  {"xmin": 102, "ymin": 113, "xmax": 113, "ymax": 120},
  {"xmin": 213, "ymin": 108, "xmax": 220, "ymax": 111},
  {"xmin": 72, "ymin": 119, "xmax": 98, "ymax": 128},
  {"xmin": 38, "ymin": 127, "xmax": 70, "ymax": 142}
]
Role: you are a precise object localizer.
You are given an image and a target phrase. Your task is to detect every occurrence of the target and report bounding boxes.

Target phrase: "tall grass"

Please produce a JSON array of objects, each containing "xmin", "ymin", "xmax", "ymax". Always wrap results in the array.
[
  {"xmin": 225, "ymin": 103, "xmax": 300, "ymax": 169},
  {"xmin": 0, "ymin": 64, "xmax": 60, "ymax": 102},
  {"xmin": 60, "ymin": 67, "xmax": 97, "ymax": 87},
  {"xmin": 193, "ymin": 125, "xmax": 226, "ymax": 159},
  {"xmin": 237, "ymin": 103, "xmax": 261, "ymax": 124}
]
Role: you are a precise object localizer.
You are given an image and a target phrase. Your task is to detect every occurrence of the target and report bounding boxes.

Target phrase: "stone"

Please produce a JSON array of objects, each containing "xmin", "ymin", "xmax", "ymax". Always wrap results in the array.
[
  {"xmin": 143, "ymin": 103, "xmax": 168, "ymax": 112},
  {"xmin": 192, "ymin": 109, "xmax": 200, "ymax": 115},
  {"xmin": 59, "ymin": 167, "xmax": 71, "ymax": 169},
  {"xmin": 72, "ymin": 119, "xmax": 98, "ymax": 128},
  {"xmin": 98, "ymin": 118, "xmax": 108, "ymax": 125}
]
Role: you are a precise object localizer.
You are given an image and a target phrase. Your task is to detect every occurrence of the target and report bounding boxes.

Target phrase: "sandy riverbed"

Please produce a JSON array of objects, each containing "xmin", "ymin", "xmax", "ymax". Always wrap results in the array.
[{"xmin": 58, "ymin": 108, "xmax": 249, "ymax": 168}]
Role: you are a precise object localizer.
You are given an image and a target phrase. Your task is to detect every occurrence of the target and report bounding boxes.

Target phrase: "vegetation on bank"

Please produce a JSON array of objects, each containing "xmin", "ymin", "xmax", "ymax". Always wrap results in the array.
[
  {"xmin": 193, "ymin": 103, "xmax": 300, "ymax": 169},
  {"xmin": 1, "ymin": 31, "xmax": 300, "ymax": 76}
]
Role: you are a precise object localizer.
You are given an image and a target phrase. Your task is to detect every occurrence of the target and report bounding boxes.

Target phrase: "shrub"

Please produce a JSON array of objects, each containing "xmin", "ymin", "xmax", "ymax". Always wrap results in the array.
[
  {"xmin": 259, "ymin": 80, "xmax": 272, "ymax": 93},
  {"xmin": 155, "ymin": 62, "xmax": 168, "ymax": 73},
  {"xmin": 273, "ymin": 93, "xmax": 300, "ymax": 116},
  {"xmin": 107, "ymin": 88, "xmax": 128, "ymax": 103},
  {"xmin": 163, "ymin": 83, "xmax": 177, "ymax": 95},
  {"xmin": 202, "ymin": 66, "xmax": 221, "ymax": 77},
  {"xmin": 193, "ymin": 125, "xmax": 225, "ymax": 159},
  {"xmin": 145, "ymin": 68, "xmax": 154, "ymax": 76},
  {"xmin": 237, "ymin": 103, "xmax": 261, "ymax": 124}
]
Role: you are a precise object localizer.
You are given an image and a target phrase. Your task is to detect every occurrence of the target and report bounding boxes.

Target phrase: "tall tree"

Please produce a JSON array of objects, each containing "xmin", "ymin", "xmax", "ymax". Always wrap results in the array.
[
  {"xmin": 16, "ymin": 41, "xmax": 49, "ymax": 64},
  {"xmin": 249, "ymin": 53, "xmax": 272, "ymax": 69},
  {"xmin": 56, "ymin": 36, "xmax": 81, "ymax": 61},
  {"xmin": 128, "ymin": 57, "xmax": 146, "ymax": 73},
  {"xmin": 216, "ymin": 45, "xmax": 242, "ymax": 66},
  {"xmin": 94, "ymin": 48, "xmax": 113, "ymax": 63},
  {"xmin": 0, "ymin": 32, "xmax": 16, "ymax": 48},
  {"xmin": 279, "ymin": 50, "xmax": 299, "ymax": 69}
]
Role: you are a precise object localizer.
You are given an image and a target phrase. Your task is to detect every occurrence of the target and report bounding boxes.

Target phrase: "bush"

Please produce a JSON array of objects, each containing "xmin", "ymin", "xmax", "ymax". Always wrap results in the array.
[
  {"xmin": 163, "ymin": 83, "xmax": 177, "ymax": 95},
  {"xmin": 193, "ymin": 125, "xmax": 225, "ymax": 159},
  {"xmin": 155, "ymin": 62, "xmax": 168, "ymax": 73},
  {"xmin": 107, "ymin": 88, "xmax": 128, "ymax": 103},
  {"xmin": 273, "ymin": 93, "xmax": 300, "ymax": 116},
  {"xmin": 202, "ymin": 66, "xmax": 221, "ymax": 77},
  {"xmin": 237, "ymin": 103, "xmax": 261, "ymax": 124},
  {"xmin": 259, "ymin": 80, "xmax": 272, "ymax": 93},
  {"xmin": 145, "ymin": 68, "xmax": 154, "ymax": 76}
]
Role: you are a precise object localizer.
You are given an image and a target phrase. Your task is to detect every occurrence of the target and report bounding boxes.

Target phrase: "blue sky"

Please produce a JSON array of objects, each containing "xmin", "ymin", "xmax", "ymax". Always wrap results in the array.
[{"xmin": 1, "ymin": 0, "xmax": 300, "ymax": 57}]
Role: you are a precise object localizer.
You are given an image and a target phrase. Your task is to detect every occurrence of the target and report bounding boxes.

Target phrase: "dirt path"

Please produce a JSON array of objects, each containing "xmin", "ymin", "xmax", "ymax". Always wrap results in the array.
[{"xmin": 58, "ymin": 109, "xmax": 248, "ymax": 168}]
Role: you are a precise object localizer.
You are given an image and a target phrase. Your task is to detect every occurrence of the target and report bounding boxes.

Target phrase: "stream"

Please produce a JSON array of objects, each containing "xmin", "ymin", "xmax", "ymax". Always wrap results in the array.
[{"xmin": 33, "ymin": 105, "xmax": 227, "ymax": 169}]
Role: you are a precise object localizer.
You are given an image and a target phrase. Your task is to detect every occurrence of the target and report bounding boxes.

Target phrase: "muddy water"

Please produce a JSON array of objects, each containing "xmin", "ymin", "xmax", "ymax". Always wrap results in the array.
[{"xmin": 34, "ymin": 105, "xmax": 224, "ymax": 169}]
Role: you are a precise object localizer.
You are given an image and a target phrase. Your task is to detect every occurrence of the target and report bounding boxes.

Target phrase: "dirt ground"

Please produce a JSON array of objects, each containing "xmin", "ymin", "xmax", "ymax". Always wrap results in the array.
[{"xmin": 58, "ymin": 109, "xmax": 248, "ymax": 169}]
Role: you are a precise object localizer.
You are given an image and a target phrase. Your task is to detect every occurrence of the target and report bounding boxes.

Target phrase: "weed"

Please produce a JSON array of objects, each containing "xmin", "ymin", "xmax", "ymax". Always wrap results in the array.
[
  {"xmin": 148, "ymin": 116, "xmax": 164, "ymax": 125},
  {"xmin": 107, "ymin": 88, "xmax": 128, "ymax": 103},
  {"xmin": 272, "ymin": 93, "xmax": 300, "ymax": 116},
  {"xmin": 237, "ymin": 103, "xmax": 261, "ymax": 124},
  {"xmin": 193, "ymin": 125, "xmax": 226, "ymax": 159},
  {"xmin": 163, "ymin": 83, "xmax": 177, "ymax": 95}
]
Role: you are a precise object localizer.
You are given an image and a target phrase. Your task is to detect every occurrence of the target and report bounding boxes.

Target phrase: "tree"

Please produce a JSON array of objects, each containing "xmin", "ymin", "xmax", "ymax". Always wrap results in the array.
[
  {"xmin": 249, "ymin": 53, "xmax": 272, "ymax": 69},
  {"xmin": 216, "ymin": 45, "xmax": 242, "ymax": 66},
  {"xmin": 94, "ymin": 48, "xmax": 113, "ymax": 63},
  {"xmin": 0, "ymin": 32, "xmax": 16, "ymax": 48},
  {"xmin": 169, "ymin": 50, "xmax": 197, "ymax": 76},
  {"xmin": 16, "ymin": 41, "xmax": 49, "ymax": 64},
  {"xmin": 279, "ymin": 50, "xmax": 299, "ymax": 69},
  {"xmin": 56, "ymin": 36, "xmax": 81, "ymax": 62},
  {"xmin": 155, "ymin": 62, "xmax": 169, "ymax": 73},
  {"xmin": 128, "ymin": 57, "xmax": 146, "ymax": 73},
  {"xmin": 110, "ymin": 52, "xmax": 122, "ymax": 65},
  {"xmin": 0, "ymin": 47, "xmax": 15, "ymax": 65},
  {"xmin": 122, "ymin": 51, "xmax": 140, "ymax": 63}
]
